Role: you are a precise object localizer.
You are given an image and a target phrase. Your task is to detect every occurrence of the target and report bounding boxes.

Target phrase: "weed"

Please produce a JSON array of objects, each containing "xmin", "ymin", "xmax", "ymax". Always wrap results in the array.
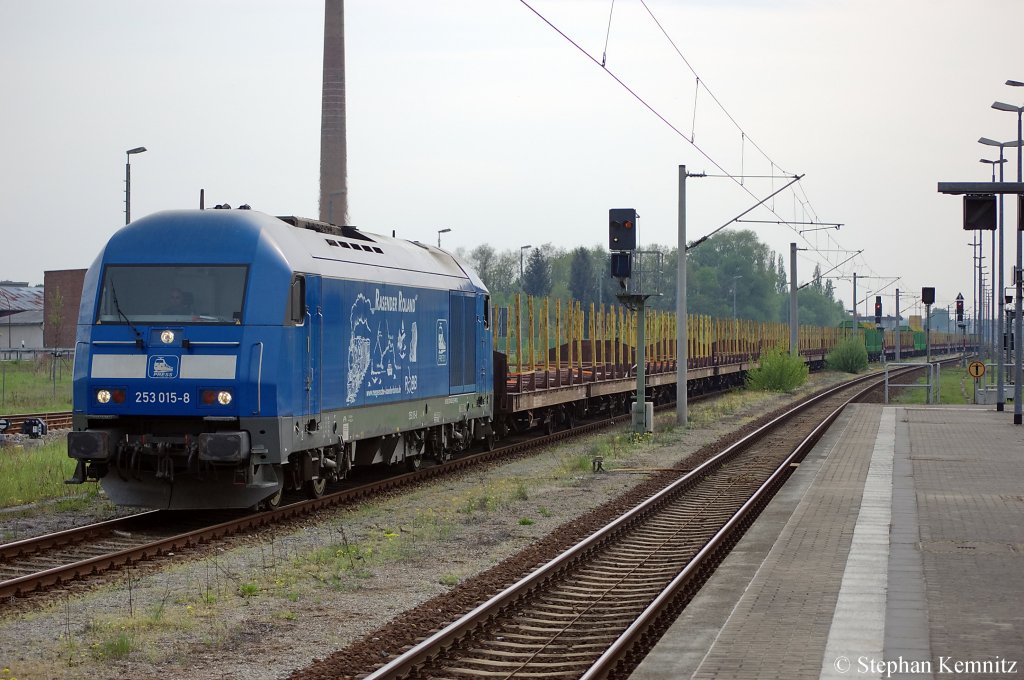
[
  {"xmin": 238, "ymin": 582, "xmax": 260, "ymax": 598},
  {"xmin": 558, "ymin": 453, "xmax": 592, "ymax": 474},
  {"xmin": 438, "ymin": 573, "xmax": 460, "ymax": 586},
  {"xmin": 537, "ymin": 506, "xmax": 552, "ymax": 517},
  {"xmin": 518, "ymin": 517, "xmax": 534, "ymax": 526},
  {"xmin": 92, "ymin": 632, "xmax": 134, "ymax": 660},
  {"xmin": 826, "ymin": 336, "xmax": 869, "ymax": 373},
  {"xmin": 746, "ymin": 345, "xmax": 809, "ymax": 392}
]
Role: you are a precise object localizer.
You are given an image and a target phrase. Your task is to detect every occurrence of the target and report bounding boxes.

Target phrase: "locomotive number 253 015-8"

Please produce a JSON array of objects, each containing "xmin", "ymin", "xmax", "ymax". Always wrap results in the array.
[{"xmin": 135, "ymin": 391, "xmax": 191, "ymax": 404}]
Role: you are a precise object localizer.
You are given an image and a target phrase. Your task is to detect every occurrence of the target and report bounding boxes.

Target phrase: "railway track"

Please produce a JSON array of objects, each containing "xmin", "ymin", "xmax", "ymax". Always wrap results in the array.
[
  {"xmin": 0, "ymin": 378, "xmax": 757, "ymax": 600},
  {"xmin": 0, "ymin": 403, "xmax": 652, "ymax": 600},
  {"xmin": 0, "ymin": 410, "xmax": 73, "ymax": 435},
  {"xmin": 341, "ymin": 364, "xmax": 933, "ymax": 679},
  {"xmin": 0, "ymin": 365, "xmax": 928, "ymax": 608}
]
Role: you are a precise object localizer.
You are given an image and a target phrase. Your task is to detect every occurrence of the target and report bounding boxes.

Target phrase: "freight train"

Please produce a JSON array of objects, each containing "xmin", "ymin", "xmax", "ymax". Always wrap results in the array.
[{"xmin": 66, "ymin": 209, "xmax": 962, "ymax": 510}]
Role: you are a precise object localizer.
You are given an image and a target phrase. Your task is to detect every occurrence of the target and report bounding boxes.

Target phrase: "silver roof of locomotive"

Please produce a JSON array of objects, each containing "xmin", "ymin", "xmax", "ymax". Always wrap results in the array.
[{"xmin": 275, "ymin": 214, "xmax": 487, "ymax": 293}]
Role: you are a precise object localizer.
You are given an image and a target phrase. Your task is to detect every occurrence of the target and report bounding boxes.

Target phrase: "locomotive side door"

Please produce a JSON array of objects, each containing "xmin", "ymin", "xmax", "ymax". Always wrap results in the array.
[{"xmin": 304, "ymin": 275, "xmax": 323, "ymax": 429}]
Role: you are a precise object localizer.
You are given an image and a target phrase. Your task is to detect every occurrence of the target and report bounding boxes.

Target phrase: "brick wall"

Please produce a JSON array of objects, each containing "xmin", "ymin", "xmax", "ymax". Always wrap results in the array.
[{"xmin": 43, "ymin": 269, "xmax": 86, "ymax": 348}]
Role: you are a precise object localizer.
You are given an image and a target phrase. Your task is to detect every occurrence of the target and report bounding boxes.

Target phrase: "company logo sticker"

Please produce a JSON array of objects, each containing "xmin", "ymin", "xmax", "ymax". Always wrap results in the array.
[
  {"xmin": 436, "ymin": 320, "xmax": 448, "ymax": 366},
  {"xmin": 148, "ymin": 355, "xmax": 179, "ymax": 379}
]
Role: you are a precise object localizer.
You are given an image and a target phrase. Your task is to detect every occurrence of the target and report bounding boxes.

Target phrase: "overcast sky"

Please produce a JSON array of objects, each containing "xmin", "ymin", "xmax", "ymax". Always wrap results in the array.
[{"xmin": 2, "ymin": 0, "xmax": 1022, "ymax": 321}]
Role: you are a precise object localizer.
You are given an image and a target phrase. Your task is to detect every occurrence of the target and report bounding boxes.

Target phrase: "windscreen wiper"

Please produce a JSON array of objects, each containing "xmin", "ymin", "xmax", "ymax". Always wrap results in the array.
[{"xmin": 111, "ymin": 281, "xmax": 145, "ymax": 349}]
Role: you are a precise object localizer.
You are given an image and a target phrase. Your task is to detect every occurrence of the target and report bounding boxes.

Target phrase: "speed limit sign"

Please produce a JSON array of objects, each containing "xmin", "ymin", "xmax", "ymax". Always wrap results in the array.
[{"xmin": 968, "ymin": 361, "xmax": 986, "ymax": 378}]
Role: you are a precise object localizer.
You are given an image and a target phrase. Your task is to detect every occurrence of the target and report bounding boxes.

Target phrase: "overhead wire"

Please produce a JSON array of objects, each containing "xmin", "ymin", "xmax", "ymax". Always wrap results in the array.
[{"xmin": 519, "ymin": 0, "xmax": 879, "ymax": 298}]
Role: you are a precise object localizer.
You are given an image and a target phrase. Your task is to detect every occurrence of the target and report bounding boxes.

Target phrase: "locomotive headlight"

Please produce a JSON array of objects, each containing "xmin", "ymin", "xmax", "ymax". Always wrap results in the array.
[
  {"xmin": 96, "ymin": 389, "xmax": 112, "ymax": 404},
  {"xmin": 217, "ymin": 390, "xmax": 232, "ymax": 405},
  {"xmin": 160, "ymin": 330, "xmax": 175, "ymax": 344}
]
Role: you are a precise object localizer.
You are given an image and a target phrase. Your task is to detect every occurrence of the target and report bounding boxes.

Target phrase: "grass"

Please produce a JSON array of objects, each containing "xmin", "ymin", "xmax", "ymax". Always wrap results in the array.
[
  {"xmin": 0, "ymin": 355, "xmax": 73, "ymax": 413},
  {"xmin": 891, "ymin": 366, "xmax": 973, "ymax": 405},
  {"xmin": 687, "ymin": 388, "xmax": 762, "ymax": 428},
  {"xmin": 0, "ymin": 439, "xmax": 94, "ymax": 508}
]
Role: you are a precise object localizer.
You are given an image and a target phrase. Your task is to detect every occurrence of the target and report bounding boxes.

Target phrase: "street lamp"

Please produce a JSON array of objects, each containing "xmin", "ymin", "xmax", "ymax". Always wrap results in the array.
[
  {"xmin": 980, "ymin": 149, "xmax": 1015, "ymax": 409},
  {"xmin": 730, "ymin": 275, "xmax": 743, "ymax": 319},
  {"xmin": 992, "ymin": 86, "xmax": 1024, "ymax": 423},
  {"xmin": 125, "ymin": 146, "xmax": 147, "ymax": 225},
  {"xmin": 519, "ymin": 245, "xmax": 532, "ymax": 281},
  {"xmin": 437, "ymin": 228, "xmax": 451, "ymax": 248}
]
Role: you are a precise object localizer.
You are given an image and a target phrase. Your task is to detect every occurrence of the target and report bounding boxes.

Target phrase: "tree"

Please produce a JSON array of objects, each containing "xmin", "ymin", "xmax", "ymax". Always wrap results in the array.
[
  {"xmin": 686, "ymin": 230, "xmax": 778, "ymax": 321},
  {"xmin": 522, "ymin": 247, "xmax": 552, "ymax": 297},
  {"xmin": 775, "ymin": 254, "xmax": 788, "ymax": 294},
  {"xmin": 467, "ymin": 244, "xmax": 497, "ymax": 290},
  {"xmin": 568, "ymin": 247, "xmax": 596, "ymax": 304}
]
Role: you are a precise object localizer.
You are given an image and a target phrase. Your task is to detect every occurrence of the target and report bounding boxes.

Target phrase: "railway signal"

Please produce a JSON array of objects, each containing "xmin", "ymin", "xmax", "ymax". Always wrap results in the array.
[
  {"xmin": 609, "ymin": 208, "xmax": 637, "ymax": 251},
  {"xmin": 874, "ymin": 296, "xmax": 883, "ymax": 325},
  {"xmin": 956, "ymin": 294, "xmax": 964, "ymax": 323}
]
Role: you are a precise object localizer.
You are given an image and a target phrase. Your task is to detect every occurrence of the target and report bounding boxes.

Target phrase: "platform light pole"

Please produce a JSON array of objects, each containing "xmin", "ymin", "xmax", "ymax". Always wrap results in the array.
[
  {"xmin": 993, "ymin": 88, "xmax": 1023, "ymax": 423},
  {"xmin": 124, "ymin": 146, "xmax": 147, "ymax": 225},
  {"xmin": 980, "ymin": 144, "xmax": 1016, "ymax": 410},
  {"xmin": 437, "ymin": 228, "xmax": 451, "ymax": 248}
]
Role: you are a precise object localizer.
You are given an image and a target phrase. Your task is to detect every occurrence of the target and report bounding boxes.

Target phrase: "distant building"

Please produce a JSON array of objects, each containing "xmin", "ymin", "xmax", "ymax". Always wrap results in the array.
[
  {"xmin": 0, "ymin": 310, "xmax": 43, "ymax": 350},
  {"xmin": 0, "ymin": 282, "xmax": 44, "ymax": 349},
  {"xmin": 43, "ymin": 269, "xmax": 86, "ymax": 349}
]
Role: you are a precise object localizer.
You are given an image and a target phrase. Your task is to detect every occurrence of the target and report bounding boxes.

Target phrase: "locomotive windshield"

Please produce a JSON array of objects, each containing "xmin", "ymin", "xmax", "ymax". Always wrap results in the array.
[{"xmin": 96, "ymin": 265, "xmax": 248, "ymax": 324}]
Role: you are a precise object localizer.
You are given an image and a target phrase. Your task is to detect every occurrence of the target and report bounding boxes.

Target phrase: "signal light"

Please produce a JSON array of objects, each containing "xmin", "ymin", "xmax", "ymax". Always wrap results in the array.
[
  {"xmin": 955, "ymin": 296, "xmax": 964, "ymax": 322},
  {"xmin": 609, "ymin": 208, "xmax": 637, "ymax": 251},
  {"xmin": 874, "ymin": 296, "xmax": 882, "ymax": 325}
]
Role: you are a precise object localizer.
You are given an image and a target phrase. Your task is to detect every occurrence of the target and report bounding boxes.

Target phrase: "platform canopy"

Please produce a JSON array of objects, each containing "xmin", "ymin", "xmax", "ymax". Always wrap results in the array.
[{"xmin": 937, "ymin": 182, "xmax": 1024, "ymax": 195}]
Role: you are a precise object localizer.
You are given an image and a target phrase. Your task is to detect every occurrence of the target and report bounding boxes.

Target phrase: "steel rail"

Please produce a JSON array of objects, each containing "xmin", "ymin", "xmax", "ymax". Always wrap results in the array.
[
  {"xmin": 0, "ymin": 410, "xmax": 73, "ymax": 434},
  {"xmin": 362, "ymin": 364, "xmax": 933, "ymax": 679},
  {"xmin": 0, "ymin": 407, "xmax": 640, "ymax": 599},
  {"xmin": 0, "ymin": 362, "xmax": 935, "ymax": 602},
  {"xmin": 581, "ymin": 370, "xmax": 897, "ymax": 678}
]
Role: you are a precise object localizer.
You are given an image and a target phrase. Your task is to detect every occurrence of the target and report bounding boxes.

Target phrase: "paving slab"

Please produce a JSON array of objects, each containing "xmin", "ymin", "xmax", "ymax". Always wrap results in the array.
[{"xmin": 632, "ymin": 404, "xmax": 1024, "ymax": 679}]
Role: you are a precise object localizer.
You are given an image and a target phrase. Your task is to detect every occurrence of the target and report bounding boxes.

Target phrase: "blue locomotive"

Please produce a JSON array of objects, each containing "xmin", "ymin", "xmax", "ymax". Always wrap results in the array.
[{"xmin": 67, "ymin": 209, "xmax": 494, "ymax": 510}]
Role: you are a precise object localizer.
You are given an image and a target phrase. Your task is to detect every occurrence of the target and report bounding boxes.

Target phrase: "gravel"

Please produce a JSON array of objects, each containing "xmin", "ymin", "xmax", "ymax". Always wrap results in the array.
[{"xmin": 0, "ymin": 373, "xmax": 851, "ymax": 680}]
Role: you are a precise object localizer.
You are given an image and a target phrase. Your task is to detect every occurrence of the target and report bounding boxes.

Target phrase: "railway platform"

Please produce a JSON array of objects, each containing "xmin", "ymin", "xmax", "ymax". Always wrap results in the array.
[{"xmin": 633, "ymin": 403, "xmax": 1024, "ymax": 679}]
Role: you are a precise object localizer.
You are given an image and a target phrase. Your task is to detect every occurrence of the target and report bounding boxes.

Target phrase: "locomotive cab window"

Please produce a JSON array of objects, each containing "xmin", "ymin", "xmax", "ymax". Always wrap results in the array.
[
  {"xmin": 483, "ymin": 295, "xmax": 490, "ymax": 329},
  {"xmin": 288, "ymin": 275, "xmax": 306, "ymax": 325},
  {"xmin": 96, "ymin": 265, "xmax": 248, "ymax": 325}
]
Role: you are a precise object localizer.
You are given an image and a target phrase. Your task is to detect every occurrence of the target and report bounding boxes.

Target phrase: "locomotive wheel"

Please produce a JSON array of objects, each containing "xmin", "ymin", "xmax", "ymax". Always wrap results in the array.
[
  {"xmin": 405, "ymin": 455, "xmax": 422, "ymax": 473},
  {"xmin": 485, "ymin": 432, "xmax": 496, "ymax": 451},
  {"xmin": 304, "ymin": 476, "xmax": 327, "ymax": 499},
  {"xmin": 262, "ymin": 487, "xmax": 283, "ymax": 511}
]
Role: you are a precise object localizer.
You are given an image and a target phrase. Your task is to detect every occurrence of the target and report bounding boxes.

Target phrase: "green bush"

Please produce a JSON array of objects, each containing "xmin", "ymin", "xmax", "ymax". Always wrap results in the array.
[
  {"xmin": 826, "ymin": 336, "xmax": 869, "ymax": 374},
  {"xmin": 746, "ymin": 345, "xmax": 809, "ymax": 392}
]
